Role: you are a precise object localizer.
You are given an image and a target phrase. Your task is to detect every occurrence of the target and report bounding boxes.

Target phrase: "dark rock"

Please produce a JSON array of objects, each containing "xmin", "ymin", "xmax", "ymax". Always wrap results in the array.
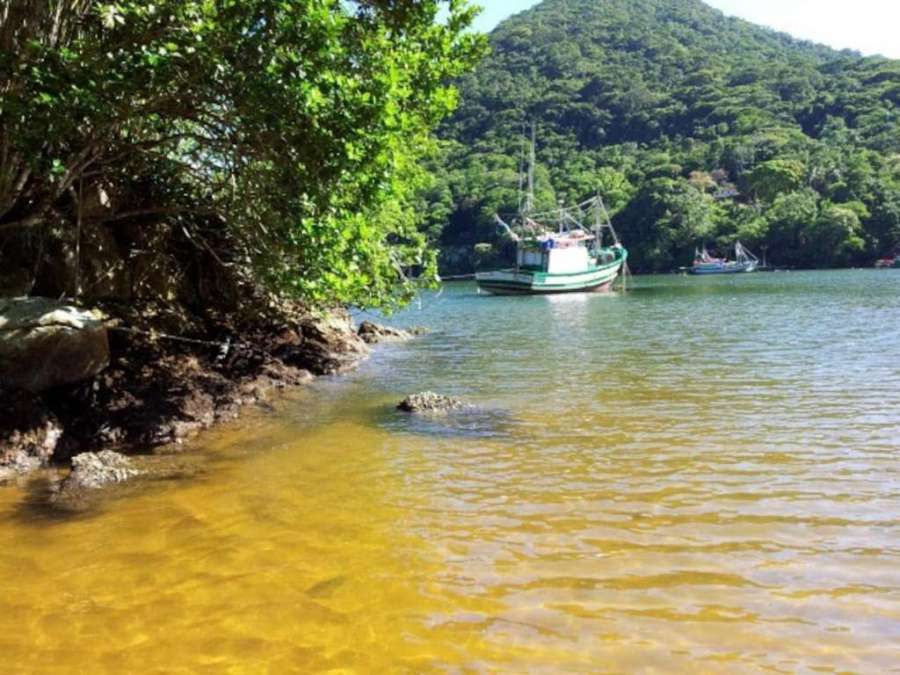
[
  {"xmin": 61, "ymin": 450, "xmax": 140, "ymax": 491},
  {"xmin": 0, "ymin": 297, "xmax": 109, "ymax": 393},
  {"xmin": 357, "ymin": 320, "xmax": 412, "ymax": 344},
  {"xmin": 398, "ymin": 391, "xmax": 467, "ymax": 413},
  {"xmin": 0, "ymin": 389, "xmax": 62, "ymax": 481},
  {"xmin": 286, "ymin": 309, "xmax": 369, "ymax": 375},
  {"xmin": 0, "ymin": 267, "xmax": 33, "ymax": 297}
]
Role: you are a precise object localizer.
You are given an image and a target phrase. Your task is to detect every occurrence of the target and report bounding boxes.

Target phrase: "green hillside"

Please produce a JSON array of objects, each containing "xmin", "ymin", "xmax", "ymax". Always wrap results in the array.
[{"xmin": 423, "ymin": 0, "xmax": 900, "ymax": 272}]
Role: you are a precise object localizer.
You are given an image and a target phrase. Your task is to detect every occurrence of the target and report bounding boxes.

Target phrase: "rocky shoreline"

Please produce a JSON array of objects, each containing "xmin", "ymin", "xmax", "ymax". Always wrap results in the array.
[{"xmin": 1, "ymin": 297, "xmax": 407, "ymax": 486}]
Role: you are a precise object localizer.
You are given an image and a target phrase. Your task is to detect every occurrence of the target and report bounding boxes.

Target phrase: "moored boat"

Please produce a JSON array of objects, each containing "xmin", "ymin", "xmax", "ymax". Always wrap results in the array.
[
  {"xmin": 476, "ymin": 224, "xmax": 627, "ymax": 295},
  {"xmin": 691, "ymin": 242, "xmax": 759, "ymax": 275},
  {"xmin": 475, "ymin": 129, "xmax": 628, "ymax": 295}
]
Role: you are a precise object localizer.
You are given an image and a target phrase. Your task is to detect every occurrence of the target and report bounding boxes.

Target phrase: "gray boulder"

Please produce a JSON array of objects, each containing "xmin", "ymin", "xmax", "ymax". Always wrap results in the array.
[
  {"xmin": 357, "ymin": 320, "xmax": 412, "ymax": 344},
  {"xmin": 0, "ymin": 297, "xmax": 109, "ymax": 393},
  {"xmin": 62, "ymin": 450, "xmax": 140, "ymax": 490},
  {"xmin": 398, "ymin": 391, "xmax": 466, "ymax": 413}
]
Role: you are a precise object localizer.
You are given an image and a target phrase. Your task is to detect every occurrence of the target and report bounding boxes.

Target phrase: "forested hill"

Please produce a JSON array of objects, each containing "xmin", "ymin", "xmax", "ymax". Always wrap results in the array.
[{"xmin": 423, "ymin": 0, "xmax": 900, "ymax": 272}]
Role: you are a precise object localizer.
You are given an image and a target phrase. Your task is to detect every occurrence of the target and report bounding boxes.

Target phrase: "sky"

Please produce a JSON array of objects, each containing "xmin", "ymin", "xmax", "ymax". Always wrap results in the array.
[{"xmin": 472, "ymin": 0, "xmax": 900, "ymax": 59}]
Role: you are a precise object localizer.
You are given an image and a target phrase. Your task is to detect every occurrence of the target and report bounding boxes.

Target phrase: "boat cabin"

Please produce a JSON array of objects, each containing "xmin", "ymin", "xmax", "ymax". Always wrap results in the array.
[{"xmin": 517, "ymin": 232, "xmax": 596, "ymax": 274}]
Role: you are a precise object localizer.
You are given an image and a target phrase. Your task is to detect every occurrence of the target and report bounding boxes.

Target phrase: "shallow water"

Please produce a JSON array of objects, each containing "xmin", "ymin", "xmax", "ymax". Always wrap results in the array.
[{"xmin": 2, "ymin": 270, "xmax": 899, "ymax": 673}]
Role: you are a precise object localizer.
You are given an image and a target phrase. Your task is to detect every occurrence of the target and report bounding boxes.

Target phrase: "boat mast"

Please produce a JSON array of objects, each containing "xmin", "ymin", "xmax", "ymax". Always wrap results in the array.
[
  {"xmin": 517, "ymin": 124, "xmax": 526, "ymax": 215},
  {"xmin": 735, "ymin": 241, "xmax": 759, "ymax": 264},
  {"xmin": 524, "ymin": 122, "xmax": 536, "ymax": 218}
]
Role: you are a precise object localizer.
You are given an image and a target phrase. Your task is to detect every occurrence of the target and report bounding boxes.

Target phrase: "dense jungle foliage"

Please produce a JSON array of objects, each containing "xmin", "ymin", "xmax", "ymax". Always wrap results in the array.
[
  {"xmin": 424, "ymin": 0, "xmax": 900, "ymax": 272},
  {"xmin": 0, "ymin": 1, "xmax": 483, "ymax": 310}
]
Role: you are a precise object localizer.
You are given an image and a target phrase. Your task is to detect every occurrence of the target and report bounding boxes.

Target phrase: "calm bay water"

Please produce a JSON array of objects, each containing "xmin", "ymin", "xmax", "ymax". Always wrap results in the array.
[{"xmin": 1, "ymin": 270, "xmax": 899, "ymax": 672}]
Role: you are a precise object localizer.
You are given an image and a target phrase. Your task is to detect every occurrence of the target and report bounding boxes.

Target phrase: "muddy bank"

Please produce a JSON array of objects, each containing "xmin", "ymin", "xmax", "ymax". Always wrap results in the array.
[{"xmin": 1, "ymin": 300, "xmax": 379, "ymax": 484}]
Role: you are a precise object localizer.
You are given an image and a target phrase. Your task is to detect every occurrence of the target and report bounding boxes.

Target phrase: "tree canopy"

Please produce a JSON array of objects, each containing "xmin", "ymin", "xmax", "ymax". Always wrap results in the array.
[
  {"xmin": 1, "ymin": 0, "xmax": 484, "ymax": 308},
  {"xmin": 426, "ymin": 0, "xmax": 900, "ymax": 272}
]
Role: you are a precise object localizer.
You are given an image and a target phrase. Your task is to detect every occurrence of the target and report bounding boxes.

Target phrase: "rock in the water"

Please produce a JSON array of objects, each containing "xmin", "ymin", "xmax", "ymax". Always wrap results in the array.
[
  {"xmin": 50, "ymin": 452, "xmax": 204, "ymax": 512},
  {"xmin": 63, "ymin": 450, "xmax": 140, "ymax": 490},
  {"xmin": 398, "ymin": 391, "xmax": 466, "ymax": 413},
  {"xmin": 0, "ymin": 297, "xmax": 109, "ymax": 393},
  {"xmin": 357, "ymin": 321, "xmax": 412, "ymax": 344},
  {"xmin": 0, "ymin": 389, "xmax": 63, "ymax": 481}
]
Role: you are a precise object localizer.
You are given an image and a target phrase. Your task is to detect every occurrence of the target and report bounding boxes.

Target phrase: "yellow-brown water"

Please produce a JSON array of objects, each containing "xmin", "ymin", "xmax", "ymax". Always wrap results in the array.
[{"xmin": 2, "ymin": 271, "xmax": 899, "ymax": 673}]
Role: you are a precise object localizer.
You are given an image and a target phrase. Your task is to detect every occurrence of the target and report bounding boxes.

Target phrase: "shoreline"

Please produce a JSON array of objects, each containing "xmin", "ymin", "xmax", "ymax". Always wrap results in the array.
[{"xmin": 0, "ymin": 303, "xmax": 394, "ymax": 487}]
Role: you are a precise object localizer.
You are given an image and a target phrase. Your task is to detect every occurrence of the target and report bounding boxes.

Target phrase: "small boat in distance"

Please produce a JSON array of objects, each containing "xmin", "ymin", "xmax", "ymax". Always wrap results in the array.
[
  {"xmin": 691, "ymin": 242, "xmax": 759, "ymax": 275},
  {"xmin": 475, "ymin": 129, "xmax": 627, "ymax": 295},
  {"xmin": 875, "ymin": 256, "xmax": 900, "ymax": 269}
]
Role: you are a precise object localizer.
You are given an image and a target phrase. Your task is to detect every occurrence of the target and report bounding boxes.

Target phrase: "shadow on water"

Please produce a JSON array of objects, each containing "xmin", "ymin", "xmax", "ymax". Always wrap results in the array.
[
  {"xmin": 11, "ymin": 457, "xmax": 214, "ymax": 525},
  {"xmin": 11, "ymin": 475, "xmax": 82, "ymax": 524},
  {"xmin": 374, "ymin": 405, "xmax": 520, "ymax": 440},
  {"xmin": 8, "ymin": 474, "xmax": 154, "ymax": 525}
]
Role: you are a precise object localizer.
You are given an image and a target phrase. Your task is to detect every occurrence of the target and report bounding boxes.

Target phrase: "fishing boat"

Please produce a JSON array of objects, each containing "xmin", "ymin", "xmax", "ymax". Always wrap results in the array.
[
  {"xmin": 475, "ymin": 132, "xmax": 628, "ymax": 295},
  {"xmin": 475, "ymin": 210, "xmax": 627, "ymax": 295},
  {"xmin": 691, "ymin": 242, "xmax": 759, "ymax": 275},
  {"xmin": 875, "ymin": 256, "xmax": 900, "ymax": 269}
]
